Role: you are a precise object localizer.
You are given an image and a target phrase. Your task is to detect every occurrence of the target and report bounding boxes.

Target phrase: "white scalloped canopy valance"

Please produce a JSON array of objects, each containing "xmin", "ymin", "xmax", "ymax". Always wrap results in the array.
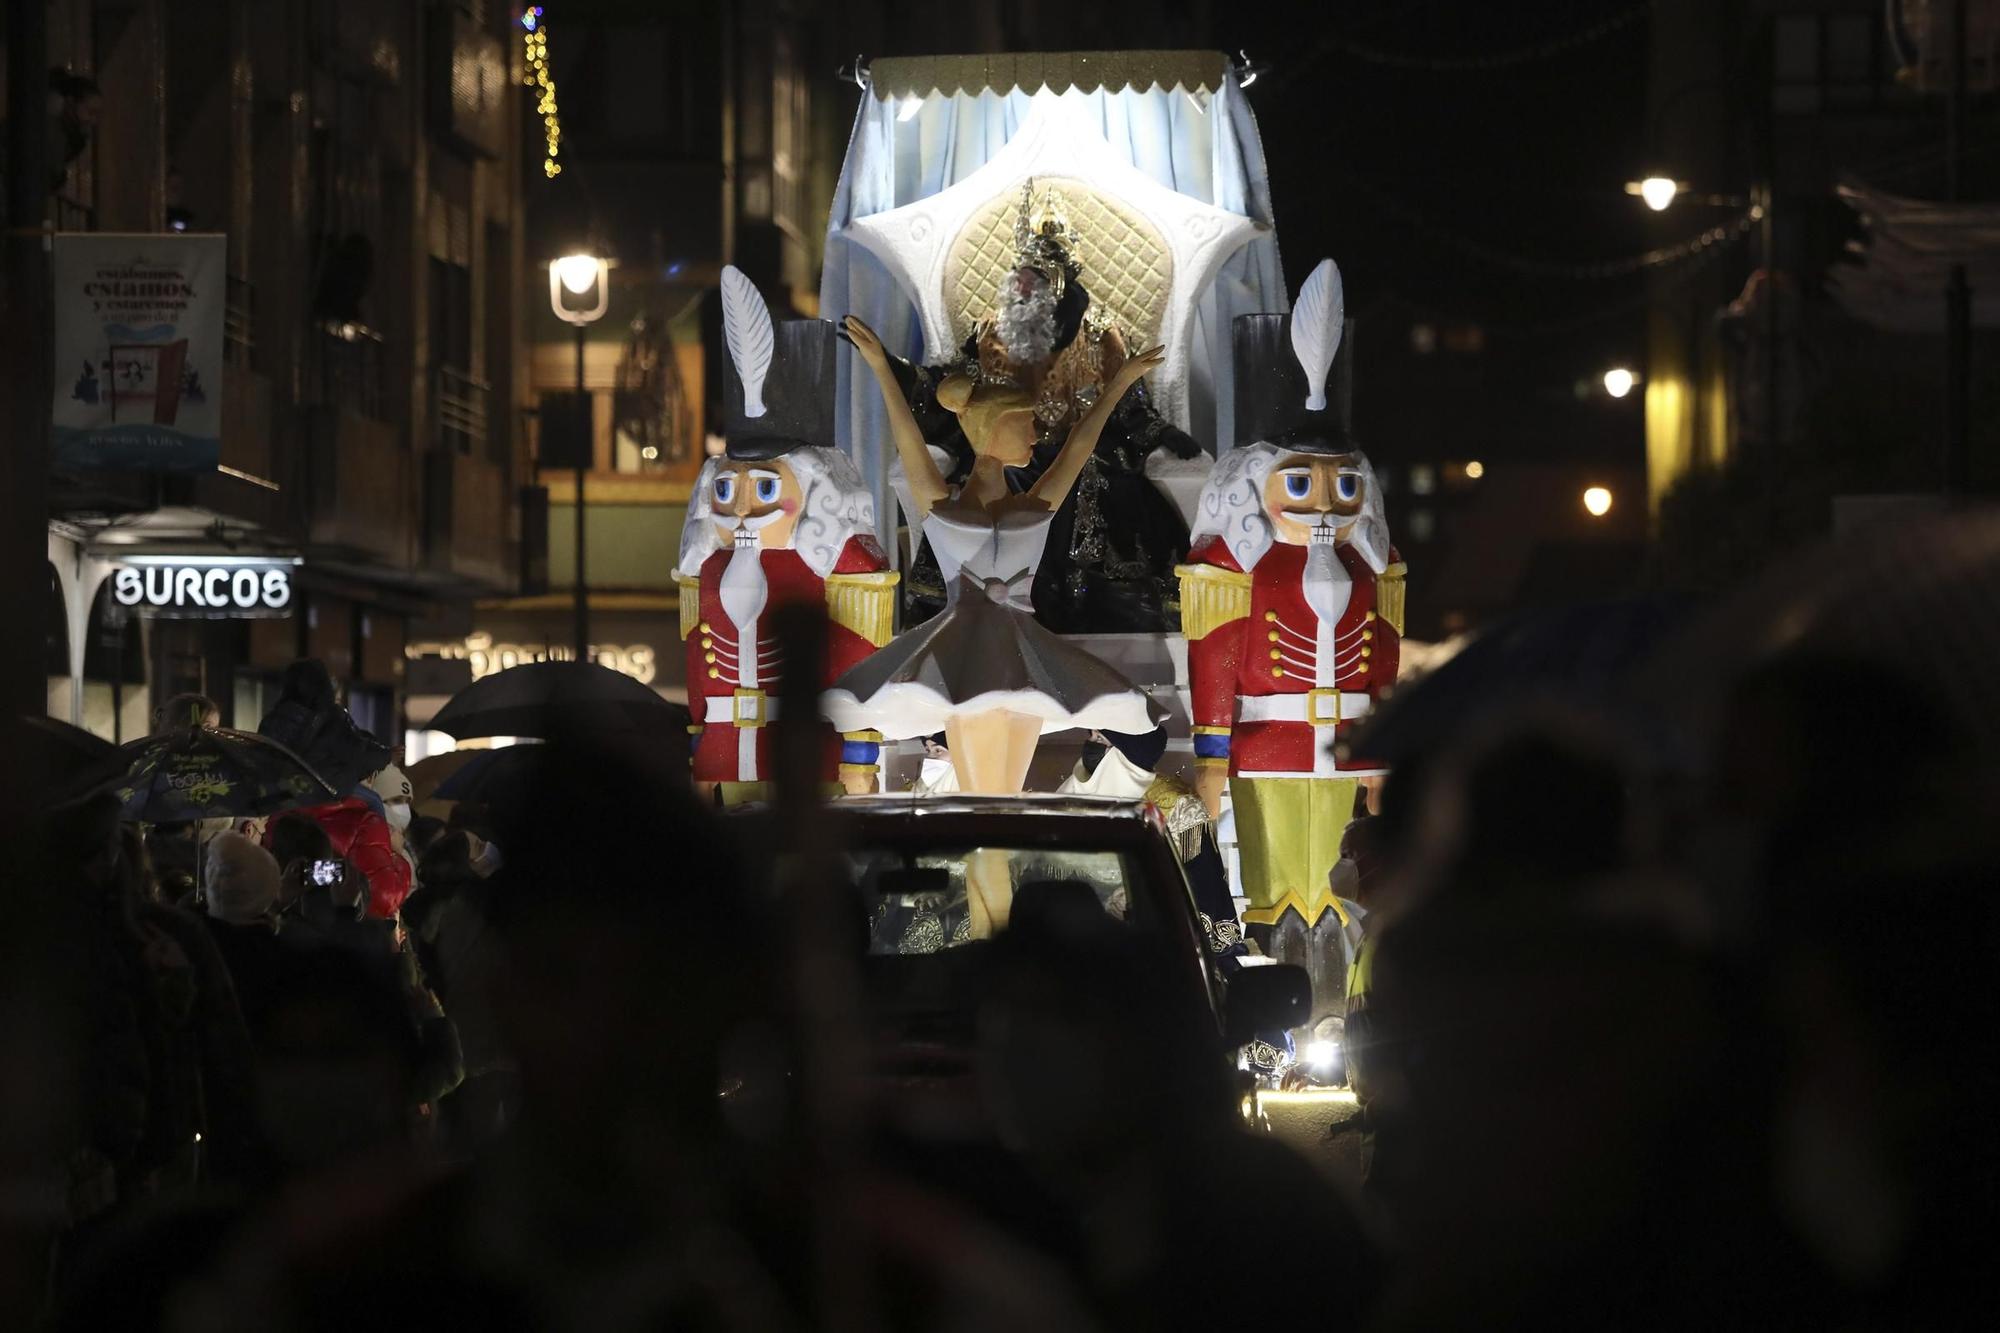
[{"xmin": 869, "ymin": 51, "xmax": 1230, "ymax": 100}]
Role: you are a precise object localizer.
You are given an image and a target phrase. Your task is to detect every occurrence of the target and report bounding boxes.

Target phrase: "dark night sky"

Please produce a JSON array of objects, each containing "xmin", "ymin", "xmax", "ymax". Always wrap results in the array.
[{"xmin": 1218, "ymin": 1, "xmax": 1659, "ymax": 469}]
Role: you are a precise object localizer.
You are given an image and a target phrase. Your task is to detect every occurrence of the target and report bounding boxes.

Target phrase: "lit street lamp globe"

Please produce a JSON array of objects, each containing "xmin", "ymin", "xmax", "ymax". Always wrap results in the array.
[
  {"xmin": 1602, "ymin": 367, "xmax": 1637, "ymax": 399},
  {"xmin": 1638, "ymin": 176, "xmax": 1679, "ymax": 211},
  {"xmin": 1583, "ymin": 486, "xmax": 1614, "ymax": 518},
  {"xmin": 554, "ymin": 252, "xmax": 601, "ymax": 296}
]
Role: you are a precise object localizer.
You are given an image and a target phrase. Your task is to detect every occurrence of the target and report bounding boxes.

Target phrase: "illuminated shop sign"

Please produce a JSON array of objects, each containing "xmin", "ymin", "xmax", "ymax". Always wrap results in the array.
[
  {"xmin": 110, "ymin": 556, "xmax": 296, "ymax": 617},
  {"xmin": 406, "ymin": 632, "xmax": 658, "ymax": 685}
]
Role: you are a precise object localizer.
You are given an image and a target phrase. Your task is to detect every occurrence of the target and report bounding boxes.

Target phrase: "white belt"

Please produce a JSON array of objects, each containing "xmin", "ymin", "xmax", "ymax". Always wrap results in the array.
[
  {"xmin": 1236, "ymin": 690, "xmax": 1372, "ymax": 726},
  {"xmin": 703, "ymin": 690, "xmax": 779, "ymax": 726}
]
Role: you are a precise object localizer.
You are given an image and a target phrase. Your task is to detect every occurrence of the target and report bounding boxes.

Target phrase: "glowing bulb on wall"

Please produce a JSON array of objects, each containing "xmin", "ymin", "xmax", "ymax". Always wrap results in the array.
[
  {"xmin": 1638, "ymin": 176, "xmax": 1679, "ymax": 211},
  {"xmin": 1583, "ymin": 486, "xmax": 1614, "ymax": 517},
  {"xmin": 1463, "ymin": 460, "xmax": 1485, "ymax": 480},
  {"xmin": 1602, "ymin": 367, "xmax": 1637, "ymax": 399},
  {"xmin": 554, "ymin": 253, "xmax": 601, "ymax": 296}
]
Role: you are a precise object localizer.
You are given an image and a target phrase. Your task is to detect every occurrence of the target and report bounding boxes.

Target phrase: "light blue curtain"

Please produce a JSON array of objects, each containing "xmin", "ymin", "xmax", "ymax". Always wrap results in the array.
[{"xmin": 820, "ymin": 76, "xmax": 1288, "ymax": 546}]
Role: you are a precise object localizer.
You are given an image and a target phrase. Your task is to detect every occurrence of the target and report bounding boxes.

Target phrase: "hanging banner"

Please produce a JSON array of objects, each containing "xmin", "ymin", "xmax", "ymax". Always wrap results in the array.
[{"xmin": 51, "ymin": 233, "xmax": 227, "ymax": 471}]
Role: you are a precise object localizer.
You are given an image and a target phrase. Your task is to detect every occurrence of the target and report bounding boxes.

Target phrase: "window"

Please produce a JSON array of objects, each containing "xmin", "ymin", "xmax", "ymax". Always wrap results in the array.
[
  {"xmin": 1773, "ymin": 10, "xmax": 1908, "ymax": 113},
  {"xmin": 852, "ymin": 845, "xmax": 1142, "ymax": 954}
]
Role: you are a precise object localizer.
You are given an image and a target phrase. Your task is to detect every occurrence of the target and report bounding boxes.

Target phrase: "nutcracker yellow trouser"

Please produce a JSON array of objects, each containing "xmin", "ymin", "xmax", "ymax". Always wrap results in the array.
[{"xmin": 1229, "ymin": 775, "xmax": 1361, "ymax": 926}]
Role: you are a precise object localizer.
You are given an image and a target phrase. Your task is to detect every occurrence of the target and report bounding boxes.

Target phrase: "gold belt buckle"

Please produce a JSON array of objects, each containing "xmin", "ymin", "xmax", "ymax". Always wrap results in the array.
[
  {"xmin": 1306, "ymin": 687, "xmax": 1342, "ymax": 726},
  {"xmin": 732, "ymin": 687, "xmax": 768, "ymax": 727}
]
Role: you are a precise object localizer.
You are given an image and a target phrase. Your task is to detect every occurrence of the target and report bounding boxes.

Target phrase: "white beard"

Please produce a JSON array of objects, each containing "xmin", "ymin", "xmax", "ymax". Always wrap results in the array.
[
  {"xmin": 719, "ymin": 526, "xmax": 769, "ymax": 637},
  {"xmin": 994, "ymin": 273, "xmax": 1058, "ymax": 365},
  {"xmin": 1301, "ymin": 522, "xmax": 1352, "ymax": 629},
  {"xmin": 1057, "ymin": 745, "xmax": 1154, "ymax": 799}
]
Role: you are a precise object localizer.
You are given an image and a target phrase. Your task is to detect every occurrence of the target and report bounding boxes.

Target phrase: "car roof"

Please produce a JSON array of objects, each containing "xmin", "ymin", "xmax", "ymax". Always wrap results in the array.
[{"xmin": 830, "ymin": 792, "xmax": 1162, "ymax": 822}]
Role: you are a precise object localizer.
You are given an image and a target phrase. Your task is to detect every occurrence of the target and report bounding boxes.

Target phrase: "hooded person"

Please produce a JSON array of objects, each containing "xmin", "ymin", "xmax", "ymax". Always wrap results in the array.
[
  {"xmin": 674, "ymin": 266, "xmax": 898, "ymax": 805},
  {"xmin": 256, "ymin": 659, "xmax": 391, "ymax": 794},
  {"xmin": 1177, "ymin": 259, "xmax": 1405, "ymax": 1052}
]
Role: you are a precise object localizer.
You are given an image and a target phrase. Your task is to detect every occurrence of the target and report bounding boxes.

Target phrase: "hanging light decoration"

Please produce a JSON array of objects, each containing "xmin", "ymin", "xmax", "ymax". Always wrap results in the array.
[{"xmin": 521, "ymin": 6, "xmax": 562, "ymax": 178}]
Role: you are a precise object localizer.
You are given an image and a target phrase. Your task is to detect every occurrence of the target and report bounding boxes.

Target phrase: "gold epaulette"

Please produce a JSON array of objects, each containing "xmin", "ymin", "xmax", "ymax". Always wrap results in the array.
[
  {"xmin": 1175, "ymin": 562, "xmax": 1251, "ymax": 641},
  {"xmin": 825, "ymin": 569, "xmax": 901, "ymax": 647},
  {"xmin": 1378, "ymin": 562, "xmax": 1408, "ymax": 637},
  {"xmin": 674, "ymin": 573, "xmax": 701, "ymax": 640}
]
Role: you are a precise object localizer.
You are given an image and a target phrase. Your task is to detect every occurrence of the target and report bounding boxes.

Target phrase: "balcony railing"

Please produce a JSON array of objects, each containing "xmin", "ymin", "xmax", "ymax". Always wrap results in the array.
[
  {"xmin": 434, "ymin": 365, "xmax": 490, "ymax": 455},
  {"xmin": 314, "ymin": 323, "xmax": 387, "ymax": 420}
]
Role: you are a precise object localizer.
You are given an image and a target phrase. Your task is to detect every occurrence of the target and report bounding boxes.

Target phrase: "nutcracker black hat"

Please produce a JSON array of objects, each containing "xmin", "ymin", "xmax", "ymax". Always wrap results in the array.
[
  {"xmin": 1232, "ymin": 258, "xmax": 1356, "ymax": 455},
  {"xmin": 719, "ymin": 265, "xmax": 838, "ymax": 461}
]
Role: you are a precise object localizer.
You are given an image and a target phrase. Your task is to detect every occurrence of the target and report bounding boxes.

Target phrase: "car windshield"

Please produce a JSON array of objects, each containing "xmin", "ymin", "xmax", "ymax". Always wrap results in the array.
[{"xmin": 852, "ymin": 844, "xmax": 1142, "ymax": 955}]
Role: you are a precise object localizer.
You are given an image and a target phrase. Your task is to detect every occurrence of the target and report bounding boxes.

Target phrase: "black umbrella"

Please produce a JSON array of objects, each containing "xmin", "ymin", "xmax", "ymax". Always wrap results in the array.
[
  {"xmin": 425, "ymin": 661, "xmax": 677, "ymax": 741},
  {"xmin": 1343, "ymin": 596, "xmax": 1693, "ymax": 771},
  {"xmin": 110, "ymin": 726, "xmax": 338, "ymax": 822},
  {"xmin": 21, "ymin": 715, "xmax": 128, "ymax": 809}
]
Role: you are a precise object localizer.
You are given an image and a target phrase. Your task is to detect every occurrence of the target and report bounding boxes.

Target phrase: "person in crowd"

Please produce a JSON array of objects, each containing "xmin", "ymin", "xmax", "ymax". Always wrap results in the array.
[
  {"xmin": 979, "ymin": 883, "xmax": 1380, "ymax": 1330},
  {"xmin": 42, "ymin": 797, "xmax": 258, "ymax": 1297},
  {"xmin": 151, "ymin": 692, "xmax": 221, "ymax": 732},
  {"xmin": 405, "ymin": 831, "xmax": 514, "ymax": 1155},
  {"xmin": 1714, "ymin": 652, "xmax": 2000, "ymax": 1324},
  {"xmin": 198, "ymin": 832, "xmax": 289, "ymax": 1041},
  {"xmin": 187, "ymin": 740, "xmax": 809, "ymax": 1329},
  {"xmin": 267, "ymin": 813, "xmax": 462, "ymax": 1115},
  {"xmin": 256, "ymin": 659, "xmax": 389, "ymax": 792}
]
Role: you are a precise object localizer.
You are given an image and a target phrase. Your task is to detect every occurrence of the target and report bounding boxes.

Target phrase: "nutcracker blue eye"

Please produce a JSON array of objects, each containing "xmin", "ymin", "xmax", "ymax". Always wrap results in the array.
[
  {"xmin": 1283, "ymin": 472, "xmax": 1312, "ymax": 500},
  {"xmin": 713, "ymin": 475, "xmax": 736, "ymax": 505},
  {"xmin": 755, "ymin": 476, "xmax": 781, "ymax": 504},
  {"xmin": 1335, "ymin": 473, "xmax": 1361, "ymax": 502}
]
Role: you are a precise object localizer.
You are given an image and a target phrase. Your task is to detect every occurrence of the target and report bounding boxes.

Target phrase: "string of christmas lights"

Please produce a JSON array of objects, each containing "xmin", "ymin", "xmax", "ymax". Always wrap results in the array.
[{"xmin": 521, "ymin": 6, "xmax": 561, "ymax": 178}]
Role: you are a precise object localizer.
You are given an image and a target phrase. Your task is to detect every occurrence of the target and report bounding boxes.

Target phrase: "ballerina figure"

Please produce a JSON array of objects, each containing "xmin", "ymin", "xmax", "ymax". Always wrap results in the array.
[{"xmin": 828, "ymin": 301, "xmax": 1167, "ymax": 795}]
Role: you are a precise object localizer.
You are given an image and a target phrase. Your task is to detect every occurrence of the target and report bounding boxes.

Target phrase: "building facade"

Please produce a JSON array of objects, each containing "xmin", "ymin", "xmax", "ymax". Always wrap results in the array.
[{"xmin": 37, "ymin": 0, "xmax": 532, "ymax": 744}]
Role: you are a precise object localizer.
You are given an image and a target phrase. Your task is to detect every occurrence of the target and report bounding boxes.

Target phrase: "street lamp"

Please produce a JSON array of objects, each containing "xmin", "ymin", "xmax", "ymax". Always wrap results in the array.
[
  {"xmin": 549, "ymin": 250, "xmax": 609, "ymax": 665},
  {"xmin": 1602, "ymin": 366, "xmax": 1638, "ymax": 399},
  {"xmin": 1631, "ymin": 175, "xmax": 1681, "ymax": 211},
  {"xmin": 1583, "ymin": 486, "xmax": 1614, "ymax": 518}
]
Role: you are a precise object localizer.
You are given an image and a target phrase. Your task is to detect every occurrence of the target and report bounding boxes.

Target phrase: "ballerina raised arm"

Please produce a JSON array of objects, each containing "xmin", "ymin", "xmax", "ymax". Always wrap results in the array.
[
  {"xmin": 840, "ymin": 316, "xmax": 949, "ymax": 521},
  {"xmin": 1025, "ymin": 344, "xmax": 1166, "ymax": 510}
]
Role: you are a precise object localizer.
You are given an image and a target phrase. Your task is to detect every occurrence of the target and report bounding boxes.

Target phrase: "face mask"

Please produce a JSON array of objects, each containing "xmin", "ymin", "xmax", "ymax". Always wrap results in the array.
[
  {"xmin": 918, "ymin": 757, "xmax": 958, "ymax": 793},
  {"xmin": 1329, "ymin": 856, "xmax": 1360, "ymax": 900},
  {"xmin": 1078, "ymin": 740, "xmax": 1108, "ymax": 776},
  {"xmin": 469, "ymin": 836, "xmax": 503, "ymax": 878},
  {"xmin": 383, "ymin": 802, "xmax": 411, "ymax": 834}
]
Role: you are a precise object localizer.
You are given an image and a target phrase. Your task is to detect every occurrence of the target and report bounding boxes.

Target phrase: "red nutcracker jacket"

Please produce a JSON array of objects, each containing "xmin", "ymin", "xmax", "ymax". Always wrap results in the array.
[
  {"xmin": 1181, "ymin": 535, "xmax": 1404, "ymax": 779},
  {"xmin": 683, "ymin": 536, "xmax": 892, "ymax": 786}
]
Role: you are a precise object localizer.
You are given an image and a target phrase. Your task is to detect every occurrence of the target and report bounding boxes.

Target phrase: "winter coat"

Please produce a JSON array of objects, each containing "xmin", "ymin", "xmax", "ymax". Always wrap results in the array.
[
  {"xmin": 277, "ymin": 795, "xmax": 413, "ymax": 918},
  {"xmin": 256, "ymin": 660, "xmax": 390, "ymax": 793}
]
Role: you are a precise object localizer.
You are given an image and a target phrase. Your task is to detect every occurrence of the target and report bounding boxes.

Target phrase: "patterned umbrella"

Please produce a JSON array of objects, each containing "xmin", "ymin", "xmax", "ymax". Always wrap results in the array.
[{"xmin": 110, "ymin": 726, "xmax": 337, "ymax": 822}]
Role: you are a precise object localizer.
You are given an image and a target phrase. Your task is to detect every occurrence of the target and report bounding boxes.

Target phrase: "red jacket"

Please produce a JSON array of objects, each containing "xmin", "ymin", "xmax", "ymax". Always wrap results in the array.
[
  {"xmin": 1185, "ymin": 535, "xmax": 1402, "ymax": 778},
  {"xmin": 273, "ymin": 796, "xmax": 413, "ymax": 919},
  {"xmin": 685, "ymin": 536, "xmax": 890, "ymax": 785}
]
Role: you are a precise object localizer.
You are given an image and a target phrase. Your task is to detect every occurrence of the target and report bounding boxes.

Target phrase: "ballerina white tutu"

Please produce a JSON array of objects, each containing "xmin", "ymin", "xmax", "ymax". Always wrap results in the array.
[{"xmin": 822, "ymin": 499, "xmax": 1162, "ymax": 742}]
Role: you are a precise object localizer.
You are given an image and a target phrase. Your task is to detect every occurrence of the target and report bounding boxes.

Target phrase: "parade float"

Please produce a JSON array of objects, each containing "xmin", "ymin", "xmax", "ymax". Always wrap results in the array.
[{"xmin": 686, "ymin": 52, "xmax": 1399, "ymax": 1069}]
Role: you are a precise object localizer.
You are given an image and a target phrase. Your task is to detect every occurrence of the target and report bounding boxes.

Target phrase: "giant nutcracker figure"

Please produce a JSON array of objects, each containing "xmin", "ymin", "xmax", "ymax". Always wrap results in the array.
[
  {"xmin": 676, "ymin": 267, "xmax": 898, "ymax": 803},
  {"xmin": 1177, "ymin": 259, "xmax": 1405, "ymax": 1017}
]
